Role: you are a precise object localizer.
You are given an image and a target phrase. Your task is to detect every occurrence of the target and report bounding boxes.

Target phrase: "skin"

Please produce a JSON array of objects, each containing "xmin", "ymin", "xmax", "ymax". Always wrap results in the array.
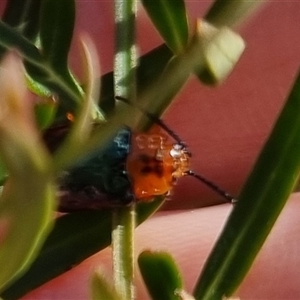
[{"xmin": 22, "ymin": 194, "xmax": 300, "ymax": 300}]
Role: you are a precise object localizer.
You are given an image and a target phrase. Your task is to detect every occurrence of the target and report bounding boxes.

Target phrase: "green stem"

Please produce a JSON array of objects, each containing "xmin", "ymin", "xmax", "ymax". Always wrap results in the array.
[
  {"xmin": 112, "ymin": 0, "xmax": 137, "ymax": 299},
  {"xmin": 114, "ymin": 0, "xmax": 137, "ymax": 101},
  {"xmin": 112, "ymin": 206, "xmax": 136, "ymax": 300}
]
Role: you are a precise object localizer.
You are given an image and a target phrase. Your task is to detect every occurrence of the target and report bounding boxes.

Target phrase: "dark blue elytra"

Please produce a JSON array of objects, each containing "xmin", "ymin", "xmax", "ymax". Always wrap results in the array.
[{"xmin": 44, "ymin": 126, "xmax": 133, "ymax": 211}]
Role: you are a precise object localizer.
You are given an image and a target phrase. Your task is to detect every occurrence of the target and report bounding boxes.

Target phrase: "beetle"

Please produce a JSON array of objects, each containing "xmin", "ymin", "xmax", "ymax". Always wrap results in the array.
[{"xmin": 44, "ymin": 107, "xmax": 236, "ymax": 211}]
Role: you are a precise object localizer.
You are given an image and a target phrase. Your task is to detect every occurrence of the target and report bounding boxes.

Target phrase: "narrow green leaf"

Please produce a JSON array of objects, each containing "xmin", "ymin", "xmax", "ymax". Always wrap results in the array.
[
  {"xmin": 0, "ymin": 54, "xmax": 56, "ymax": 293},
  {"xmin": 205, "ymin": 0, "xmax": 265, "ymax": 28},
  {"xmin": 40, "ymin": 0, "xmax": 75, "ymax": 73},
  {"xmin": 194, "ymin": 70, "xmax": 300, "ymax": 299},
  {"xmin": 0, "ymin": 0, "xmax": 42, "ymax": 67},
  {"xmin": 91, "ymin": 271, "xmax": 124, "ymax": 300},
  {"xmin": 138, "ymin": 251, "xmax": 184, "ymax": 300},
  {"xmin": 1, "ymin": 198, "xmax": 164, "ymax": 299},
  {"xmin": 0, "ymin": 20, "xmax": 43, "ymax": 64},
  {"xmin": 141, "ymin": 0, "xmax": 189, "ymax": 53},
  {"xmin": 37, "ymin": 0, "xmax": 83, "ymax": 112},
  {"xmin": 26, "ymin": 73, "xmax": 52, "ymax": 98},
  {"xmin": 194, "ymin": 21, "xmax": 245, "ymax": 85},
  {"xmin": 52, "ymin": 36, "xmax": 103, "ymax": 170},
  {"xmin": 0, "ymin": 177, "xmax": 56, "ymax": 294},
  {"xmin": 137, "ymin": 44, "xmax": 173, "ymax": 92},
  {"xmin": 2, "ymin": 0, "xmax": 42, "ymax": 41},
  {"xmin": 0, "ymin": 21, "xmax": 81, "ymax": 111}
]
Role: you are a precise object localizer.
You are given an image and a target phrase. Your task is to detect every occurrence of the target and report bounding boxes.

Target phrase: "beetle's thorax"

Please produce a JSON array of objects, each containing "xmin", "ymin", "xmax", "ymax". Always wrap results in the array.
[{"xmin": 126, "ymin": 125, "xmax": 190, "ymax": 199}]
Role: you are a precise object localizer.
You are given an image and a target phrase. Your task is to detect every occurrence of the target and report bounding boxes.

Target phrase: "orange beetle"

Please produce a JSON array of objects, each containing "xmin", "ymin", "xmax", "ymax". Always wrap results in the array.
[{"xmin": 44, "ymin": 118, "xmax": 235, "ymax": 211}]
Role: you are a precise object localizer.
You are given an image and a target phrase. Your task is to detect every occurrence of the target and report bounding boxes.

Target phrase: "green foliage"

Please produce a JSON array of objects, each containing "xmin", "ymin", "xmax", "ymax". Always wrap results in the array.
[
  {"xmin": 0, "ymin": 0, "xmax": 296, "ymax": 300},
  {"xmin": 141, "ymin": 0, "xmax": 189, "ymax": 54},
  {"xmin": 138, "ymin": 251, "xmax": 185, "ymax": 300},
  {"xmin": 0, "ymin": 55, "xmax": 56, "ymax": 293},
  {"xmin": 1, "ymin": 0, "xmax": 42, "ymax": 42},
  {"xmin": 27, "ymin": 0, "xmax": 83, "ymax": 113}
]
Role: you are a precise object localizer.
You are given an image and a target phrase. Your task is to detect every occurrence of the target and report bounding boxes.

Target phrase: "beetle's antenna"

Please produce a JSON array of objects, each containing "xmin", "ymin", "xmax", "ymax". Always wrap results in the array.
[
  {"xmin": 186, "ymin": 170, "xmax": 237, "ymax": 203},
  {"xmin": 115, "ymin": 95, "xmax": 237, "ymax": 204},
  {"xmin": 115, "ymin": 96, "xmax": 183, "ymax": 145}
]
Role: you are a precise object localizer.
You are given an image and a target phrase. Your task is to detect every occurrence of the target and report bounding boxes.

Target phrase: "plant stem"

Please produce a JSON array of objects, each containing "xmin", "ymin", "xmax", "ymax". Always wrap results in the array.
[
  {"xmin": 112, "ymin": 0, "xmax": 137, "ymax": 299},
  {"xmin": 112, "ymin": 206, "xmax": 136, "ymax": 300},
  {"xmin": 114, "ymin": 0, "xmax": 137, "ymax": 101}
]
